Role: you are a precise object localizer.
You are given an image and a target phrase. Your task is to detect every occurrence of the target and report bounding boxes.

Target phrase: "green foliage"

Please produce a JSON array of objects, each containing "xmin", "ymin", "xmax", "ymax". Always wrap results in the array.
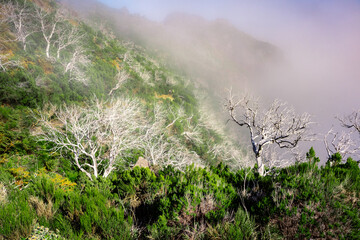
[
  {"xmin": 0, "ymin": 189, "xmax": 36, "ymax": 239},
  {"xmin": 0, "ymin": 70, "xmax": 42, "ymax": 107},
  {"xmin": 206, "ymin": 207, "xmax": 257, "ymax": 240},
  {"xmin": 27, "ymin": 176, "xmax": 133, "ymax": 239},
  {"xmin": 0, "ymin": 149, "xmax": 360, "ymax": 239}
]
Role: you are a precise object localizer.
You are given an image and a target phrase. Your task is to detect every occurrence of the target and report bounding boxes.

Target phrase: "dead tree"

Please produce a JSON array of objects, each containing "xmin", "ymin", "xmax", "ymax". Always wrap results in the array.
[
  {"xmin": 35, "ymin": 7, "xmax": 63, "ymax": 58},
  {"xmin": 60, "ymin": 46, "xmax": 90, "ymax": 83},
  {"xmin": 55, "ymin": 26, "xmax": 84, "ymax": 59},
  {"xmin": 338, "ymin": 110, "xmax": 360, "ymax": 134},
  {"xmin": 166, "ymin": 136, "xmax": 203, "ymax": 170},
  {"xmin": 324, "ymin": 110, "xmax": 360, "ymax": 163},
  {"xmin": 109, "ymin": 70, "xmax": 129, "ymax": 96},
  {"xmin": 225, "ymin": 91, "xmax": 313, "ymax": 176},
  {"xmin": 141, "ymin": 104, "xmax": 170, "ymax": 166},
  {"xmin": 0, "ymin": 50, "xmax": 21, "ymax": 71},
  {"xmin": 324, "ymin": 128, "xmax": 359, "ymax": 162},
  {"xmin": 141, "ymin": 104, "xmax": 203, "ymax": 169},
  {"xmin": 0, "ymin": 0, "xmax": 36, "ymax": 51},
  {"xmin": 181, "ymin": 115, "xmax": 203, "ymax": 144},
  {"xmin": 35, "ymin": 97, "xmax": 145, "ymax": 180}
]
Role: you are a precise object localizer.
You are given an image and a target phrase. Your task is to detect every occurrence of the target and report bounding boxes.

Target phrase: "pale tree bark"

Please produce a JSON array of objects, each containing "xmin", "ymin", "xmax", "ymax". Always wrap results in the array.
[
  {"xmin": 108, "ymin": 70, "xmax": 129, "ymax": 96},
  {"xmin": 0, "ymin": 50, "xmax": 22, "ymax": 72},
  {"xmin": 60, "ymin": 46, "xmax": 90, "ymax": 83},
  {"xmin": 165, "ymin": 106, "xmax": 185, "ymax": 129},
  {"xmin": 34, "ymin": 97, "xmax": 145, "ymax": 180},
  {"xmin": 142, "ymin": 104, "xmax": 170, "ymax": 166},
  {"xmin": 55, "ymin": 26, "xmax": 84, "ymax": 59},
  {"xmin": 166, "ymin": 136, "xmax": 203, "ymax": 170},
  {"xmin": 181, "ymin": 115, "xmax": 203, "ymax": 144},
  {"xmin": 35, "ymin": 7, "xmax": 63, "ymax": 58},
  {"xmin": 324, "ymin": 128, "xmax": 359, "ymax": 162},
  {"xmin": 0, "ymin": 0, "xmax": 36, "ymax": 51},
  {"xmin": 101, "ymin": 98, "xmax": 145, "ymax": 177},
  {"xmin": 207, "ymin": 140, "xmax": 252, "ymax": 169},
  {"xmin": 141, "ymin": 104, "xmax": 203, "ymax": 170},
  {"xmin": 225, "ymin": 90, "xmax": 314, "ymax": 176},
  {"xmin": 338, "ymin": 110, "xmax": 360, "ymax": 134}
]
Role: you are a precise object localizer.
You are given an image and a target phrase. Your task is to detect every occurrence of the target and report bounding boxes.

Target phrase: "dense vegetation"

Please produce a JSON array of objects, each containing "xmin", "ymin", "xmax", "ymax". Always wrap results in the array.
[
  {"xmin": 0, "ymin": 0, "xmax": 359, "ymax": 239},
  {"xmin": 1, "ymin": 133, "xmax": 359, "ymax": 239}
]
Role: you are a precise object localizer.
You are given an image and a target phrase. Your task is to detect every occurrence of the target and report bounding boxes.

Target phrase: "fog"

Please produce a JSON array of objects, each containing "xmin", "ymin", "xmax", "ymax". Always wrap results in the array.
[{"xmin": 72, "ymin": 0, "xmax": 360, "ymax": 161}]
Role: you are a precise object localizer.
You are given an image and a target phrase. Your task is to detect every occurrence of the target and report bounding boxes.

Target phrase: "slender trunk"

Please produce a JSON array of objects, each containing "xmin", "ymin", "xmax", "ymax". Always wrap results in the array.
[
  {"xmin": 45, "ymin": 41, "xmax": 50, "ymax": 58},
  {"xmin": 74, "ymin": 154, "xmax": 92, "ymax": 180},
  {"xmin": 256, "ymin": 155, "xmax": 265, "ymax": 176},
  {"xmin": 103, "ymin": 165, "xmax": 113, "ymax": 178},
  {"xmin": 103, "ymin": 153, "xmax": 114, "ymax": 178},
  {"xmin": 92, "ymin": 156, "xmax": 98, "ymax": 178}
]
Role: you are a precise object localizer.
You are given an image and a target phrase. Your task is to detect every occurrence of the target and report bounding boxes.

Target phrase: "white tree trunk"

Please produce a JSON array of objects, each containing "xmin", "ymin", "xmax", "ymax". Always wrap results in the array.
[
  {"xmin": 45, "ymin": 40, "xmax": 50, "ymax": 58},
  {"xmin": 256, "ymin": 155, "xmax": 265, "ymax": 176}
]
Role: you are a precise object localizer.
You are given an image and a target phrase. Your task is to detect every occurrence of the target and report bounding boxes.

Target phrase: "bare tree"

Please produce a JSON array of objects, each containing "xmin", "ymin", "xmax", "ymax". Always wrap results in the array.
[
  {"xmin": 0, "ymin": 50, "xmax": 22, "ymax": 71},
  {"xmin": 35, "ymin": 7, "xmax": 63, "ymax": 58},
  {"xmin": 324, "ymin": 111, "xmax": 360, "ymax": 163},
  {"xmin": 141, "ymin": 104, "xmax": 203, "ymax": 169},
  {"xmin": 166, "ymin": 137, "xmax": 203, "ymax": 170},
  {"xmin": 182, "ymin": 115, "xmax": 203, "ymax": 144},
  {"xmin": 109, "ymin": 70, "xmax": 129, "ymax": 96},
  {"xmin": 338, "ymin": 110, "xmax": 360, "ymax": 134},
  {"xmin": 207, "ymin": 140, "xmax": 252, "ymax": 169},
  {"xmin": 165, "ymin": 106, "xmax": 185, "ymax": 129},
  {"xmin": 34, "ymin": 97, "xmax": 145, "ymax": 180},
  {"xmin": 60, "ymin": 46, "xmax": 90, "ymax": 83},
  {"xmin": 141, "ymin": 104, "xmax": 169, "ymax": 166},
  {"xmin": 324, "ymin": 128, "xmax": 359, "ymax": 162},
  {"xmin": 0, "ymin": 0, "xmax": 36, "ymax": 51},
  {"xmin": 55, "ymin": 26, "xmax": 84, "ymax": 59},
  {"xmin": 225, "ymin": 91, "xmax": 313, "ymax": 176}
]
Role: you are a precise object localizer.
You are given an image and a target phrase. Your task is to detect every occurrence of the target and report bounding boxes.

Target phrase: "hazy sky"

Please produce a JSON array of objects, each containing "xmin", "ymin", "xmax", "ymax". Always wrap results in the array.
[{"xmin": 96, "ymin": 0, "xmax": 360, "ymax": 40}]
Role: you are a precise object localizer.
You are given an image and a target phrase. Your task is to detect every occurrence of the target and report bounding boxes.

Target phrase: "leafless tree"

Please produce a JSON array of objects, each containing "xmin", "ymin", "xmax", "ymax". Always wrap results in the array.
[
  {"xmin": 34, "ymin": 97, "xmax": 145, "ymax": 180},
  {"xmin": 60, "ymin": 46, "xmax": 90, "ymax": 83},
  {"xmin": 165, "ymin": 106, "xmax": 185, "ymax": 129},
  {"xmin": 166, "ymin": 137, "xmax": 203, "ymax": 170},
  {"xmin": 35, "ymin": 7, "xmax": 63, "ymax": 58},
  {"xmin": 55, "ymin": 26, "xmax": 84, "ymax": 59},
  {"xmin": 0, "ymin": 50, "xmax": 22, "ymax": 71},
  {"xmin": 225, "ymin": 91, "xmax": 313, "ymax": 176},
  {"xmin": 141, "ymin": 104, "xmax": 203, "ymax": 169},
  {"xmin": 324, "ymin": 128, "xmax": 359, "ymax": 162},
  {"xmin": 142, "ymin": 104, "xmax": 171, "ymax": 166},
  {"xmin": 207, "ymin": 140, "xmax": 251, "ymax": 168},
  {"xmin": 0, "ymin": 0, "xmax": 36, "ymax": 51},
  {"xmin": 182, "ymin": 115, "xmax": 203, "ymax": 144},
  {"xmin": 109, "ymin": 70, "xmax": 129, "ymax": 96},
  {"xmin": 338, "ymin": 110, "xmax": 360, "ymax": 134},
  {"xmin": 324, "ymin": 111, "xmax": 360, "ymax": 163}
]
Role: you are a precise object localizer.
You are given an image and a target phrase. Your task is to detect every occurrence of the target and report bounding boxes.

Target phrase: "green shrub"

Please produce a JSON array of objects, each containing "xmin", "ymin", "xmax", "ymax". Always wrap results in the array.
[
  {"xmin": 206, "ymin": 207, "xmax": 257, "ymax": 240},
  {"xmin": 0, "ymin": 189, "xmax": 36, "ymax": 239}
]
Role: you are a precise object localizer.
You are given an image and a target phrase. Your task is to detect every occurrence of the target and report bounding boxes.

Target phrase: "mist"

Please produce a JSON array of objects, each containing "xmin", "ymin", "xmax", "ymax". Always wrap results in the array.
[{"xmin": 68, "ymin": 0, "xmax": 360, "ymax": 161}]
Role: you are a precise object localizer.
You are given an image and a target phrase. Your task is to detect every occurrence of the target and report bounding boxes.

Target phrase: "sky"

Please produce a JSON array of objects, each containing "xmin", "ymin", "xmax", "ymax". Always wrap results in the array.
[{"xmin": 95, "ymin": 0, "xmax": 360, "ymax": 160}]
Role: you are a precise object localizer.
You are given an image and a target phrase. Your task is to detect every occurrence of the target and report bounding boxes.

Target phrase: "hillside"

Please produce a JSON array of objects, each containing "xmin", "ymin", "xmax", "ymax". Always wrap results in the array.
[
  {"xmin": 0, "ymin": 0, "xmax": 359, "ymax": 239},
  {"xmin": 60, "ymin": 0, "xmax": 281, "ymax": 93}
]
